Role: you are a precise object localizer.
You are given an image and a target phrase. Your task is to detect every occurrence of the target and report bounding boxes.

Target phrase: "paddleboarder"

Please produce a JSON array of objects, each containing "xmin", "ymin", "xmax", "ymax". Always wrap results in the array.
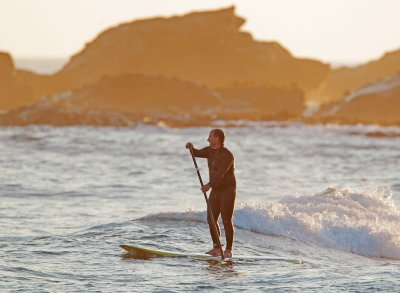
[{"xmin": 186, "ymin": 129, "xmax": 236, "ymax": 258}]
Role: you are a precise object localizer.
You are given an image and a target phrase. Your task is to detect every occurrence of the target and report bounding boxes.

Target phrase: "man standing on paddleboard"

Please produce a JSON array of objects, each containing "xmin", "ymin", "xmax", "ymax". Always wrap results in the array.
[{"xmin": 186, "ymin": 129, "xmax": 236, "ymax": 258}]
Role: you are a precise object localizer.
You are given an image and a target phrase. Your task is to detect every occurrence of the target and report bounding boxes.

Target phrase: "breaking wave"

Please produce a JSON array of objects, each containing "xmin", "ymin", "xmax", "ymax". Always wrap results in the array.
[{"xmin": 149, "ymin": 187, "xmax": 400, "ymax": 259}]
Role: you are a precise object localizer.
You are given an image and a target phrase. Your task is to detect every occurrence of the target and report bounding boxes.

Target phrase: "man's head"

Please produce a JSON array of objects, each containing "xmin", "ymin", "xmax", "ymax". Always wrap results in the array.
[{"xmin": 208, "ymin": 129, "xmax": 225, "ymax": 149}]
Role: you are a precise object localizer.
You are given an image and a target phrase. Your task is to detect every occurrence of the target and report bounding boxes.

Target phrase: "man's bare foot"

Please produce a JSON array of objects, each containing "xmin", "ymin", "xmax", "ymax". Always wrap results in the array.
[
  {"xmin": 206, "ymin": 247, "xmax": 222, "ymax": 256},
  {"xmin": 224, "ymin": 249, "xmax": 232, "ymax": 258}
]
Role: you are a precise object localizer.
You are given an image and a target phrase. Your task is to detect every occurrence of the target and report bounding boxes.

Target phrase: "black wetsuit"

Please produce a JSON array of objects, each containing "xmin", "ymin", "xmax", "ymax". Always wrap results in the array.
[{"xmin": 192, "ymin": 146, "xmax": 236, "ymax": 250}]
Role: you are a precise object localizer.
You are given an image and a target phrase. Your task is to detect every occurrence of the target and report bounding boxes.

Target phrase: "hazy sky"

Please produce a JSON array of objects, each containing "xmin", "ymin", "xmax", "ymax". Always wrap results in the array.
[{"xmin": 0, "ymin": 0, "xmax": 399, "ymax": 65}]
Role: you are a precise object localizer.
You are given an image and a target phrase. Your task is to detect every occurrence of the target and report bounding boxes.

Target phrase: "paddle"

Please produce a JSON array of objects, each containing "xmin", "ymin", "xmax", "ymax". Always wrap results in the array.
[{"xmin": 188, "ymin": 147, "xmax": 225, "ymax": 260}]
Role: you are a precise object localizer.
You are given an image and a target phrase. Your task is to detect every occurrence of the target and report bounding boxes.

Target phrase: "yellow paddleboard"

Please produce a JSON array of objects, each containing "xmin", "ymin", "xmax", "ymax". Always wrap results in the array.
[{"xmin": 120, "ymin": 244, "xmax": 303, "ymax": 264}]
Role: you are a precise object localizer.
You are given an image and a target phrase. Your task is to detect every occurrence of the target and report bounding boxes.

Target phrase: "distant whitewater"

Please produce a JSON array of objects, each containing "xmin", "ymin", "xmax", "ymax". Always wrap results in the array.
[{"xmin": 150, "ymin": 187, "xmax": 400, "ymax": 260}]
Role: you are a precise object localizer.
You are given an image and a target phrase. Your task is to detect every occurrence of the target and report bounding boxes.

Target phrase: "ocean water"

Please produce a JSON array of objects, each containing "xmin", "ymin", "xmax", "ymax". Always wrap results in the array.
[{"xmin": 1, "ymin": 123, "xmax": 400, "ymax": 292}]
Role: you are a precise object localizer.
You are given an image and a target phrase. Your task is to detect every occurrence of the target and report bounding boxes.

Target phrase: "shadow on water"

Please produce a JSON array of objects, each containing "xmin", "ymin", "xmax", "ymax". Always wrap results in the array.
[
  {"xmin": 203, "ymin": 260, "xmax": 245, "ymax": 280},
  {"xmin": 121, "ymin": 249, "xmax": 244, "ymax": 280},
  {"xmin": 120, "ymin": 251, "xmax": 158, "ymax": 260}
]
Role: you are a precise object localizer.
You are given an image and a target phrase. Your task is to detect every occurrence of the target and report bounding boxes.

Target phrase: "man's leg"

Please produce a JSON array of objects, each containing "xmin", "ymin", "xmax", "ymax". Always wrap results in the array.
[
  {"xmin": 220, "ymin": 187, "xmax": 236, "ymax": 256},
  {"xmin": 206, "ymin": 190, "xmax": 222, "ymax": 255}
]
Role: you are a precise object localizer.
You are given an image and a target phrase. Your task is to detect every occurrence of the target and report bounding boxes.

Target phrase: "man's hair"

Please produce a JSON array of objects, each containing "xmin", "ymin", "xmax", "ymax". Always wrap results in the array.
[{"xmin": 212, "ymin": 129, "xmax": 225, "ymax": 145}]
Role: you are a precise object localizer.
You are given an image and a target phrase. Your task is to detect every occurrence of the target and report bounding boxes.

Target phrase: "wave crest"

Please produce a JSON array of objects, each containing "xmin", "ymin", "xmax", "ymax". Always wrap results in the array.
[{"xmin": 148, "ymin": 187, "xmax": 400, "ymax": 259}]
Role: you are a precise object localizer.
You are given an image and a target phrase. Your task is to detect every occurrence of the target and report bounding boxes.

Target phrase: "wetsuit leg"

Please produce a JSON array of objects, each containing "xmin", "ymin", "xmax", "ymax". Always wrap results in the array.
[
  {"xmin": 220, "ymin": 187, "xmax": 236, "ymax": 250},
  {"xmin": 207, "ymin": 189, "xmax": 221, "ymax": 247}
]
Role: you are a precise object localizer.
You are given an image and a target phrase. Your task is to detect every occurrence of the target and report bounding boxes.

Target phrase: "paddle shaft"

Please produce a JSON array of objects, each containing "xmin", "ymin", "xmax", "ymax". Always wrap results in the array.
[{"xmin": 188, "ymin": 148, "xmax": 225, "ymax": 260}]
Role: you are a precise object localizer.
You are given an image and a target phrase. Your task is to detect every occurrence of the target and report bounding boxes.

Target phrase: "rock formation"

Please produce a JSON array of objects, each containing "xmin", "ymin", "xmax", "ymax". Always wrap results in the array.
[
  {"xmin": 3, "ymin": 6, "xmax": 398, "ymax": 126},
  {"xmin": 307, "ymin": 49, "xmax": 400, "ymax": 104},
  {"xmin": 0, "ymin": 73, "xmax": 223, "ymax": 126},
  {"xmin": 0, "ymin": 52, "xmax": 42, "ymax": 110},
  {"xmin": 216, "ymin": 83, "xmax": 304, "ymax": 120},
  {"xmin": 48, "ymin": 6, "xmax": 329, "ymax": 96},
  {"xmin": 0, "ymin": 7, "xmax": 315, "ymax": 126},
  {"xmin": 319, "ymin": 74, "xmax": 400, "ymax": 125}
]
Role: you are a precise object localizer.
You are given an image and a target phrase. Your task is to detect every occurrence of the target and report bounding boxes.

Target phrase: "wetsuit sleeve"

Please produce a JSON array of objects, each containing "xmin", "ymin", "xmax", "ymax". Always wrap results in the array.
[
  {"xmin": 191, "ymin": 146, "xmax": 209, "ymax": 158},
  {"xmin": 209, "ymin": 153, "xmax": 233, "ymax": 189}
]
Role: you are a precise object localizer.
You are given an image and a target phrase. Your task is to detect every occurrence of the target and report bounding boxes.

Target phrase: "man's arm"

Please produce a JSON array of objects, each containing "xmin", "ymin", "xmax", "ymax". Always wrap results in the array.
[
  {"xmin": 186, "ymin": 142, "xmax": 209, "ymax": 158},
  {"xmin": 191, "ymin": 146, "xmax": 209, "ymax": 158}
]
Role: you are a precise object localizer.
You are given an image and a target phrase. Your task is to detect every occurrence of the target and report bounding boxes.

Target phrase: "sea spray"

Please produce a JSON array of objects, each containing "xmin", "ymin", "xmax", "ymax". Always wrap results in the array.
[{"xmin": 150, "ymin": 187, "xmax": 400, "ymax": 259}]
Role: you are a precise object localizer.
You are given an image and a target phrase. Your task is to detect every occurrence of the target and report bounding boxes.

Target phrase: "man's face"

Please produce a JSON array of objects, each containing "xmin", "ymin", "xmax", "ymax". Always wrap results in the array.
[{"xmin": 207, "ymin": 131, "xmax": 220, "ymax": 148}]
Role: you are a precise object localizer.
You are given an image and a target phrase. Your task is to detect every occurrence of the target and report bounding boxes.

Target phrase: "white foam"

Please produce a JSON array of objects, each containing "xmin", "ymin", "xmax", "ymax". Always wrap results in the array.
[
  {"xmin": 236, "ymin": 187, "xmax": 400, "ymax": 259},
  {"xmin": 151, "ymin": 187, "xmax": 400, "ymax": 259}
]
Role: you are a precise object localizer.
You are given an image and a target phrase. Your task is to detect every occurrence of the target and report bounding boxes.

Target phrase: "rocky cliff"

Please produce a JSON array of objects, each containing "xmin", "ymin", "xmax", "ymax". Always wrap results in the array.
[
  {"xmin": 0, "ymin": 52, "xmax": 44, "ymax": 110},
  {"xmin": 0, "ymin": 73, "xmax": 223, "ymax": 126},
  {"xmin": 0, "ymin": 7, "xmax": 314, "ymax": 126},
  {"xmin": 307, "ymin": 49, "xmax": 400, "ymax": 104},
  {"xmin": 317, "ymin": 74, "xmax": 400, "ymax": 125},
  {"xmin": 216, "ymin": 83, "xmax": 304, "ymax": 120},
  {"xmin": 48, "ymin": 6, "xmax": 329, "ymax": 96}
]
